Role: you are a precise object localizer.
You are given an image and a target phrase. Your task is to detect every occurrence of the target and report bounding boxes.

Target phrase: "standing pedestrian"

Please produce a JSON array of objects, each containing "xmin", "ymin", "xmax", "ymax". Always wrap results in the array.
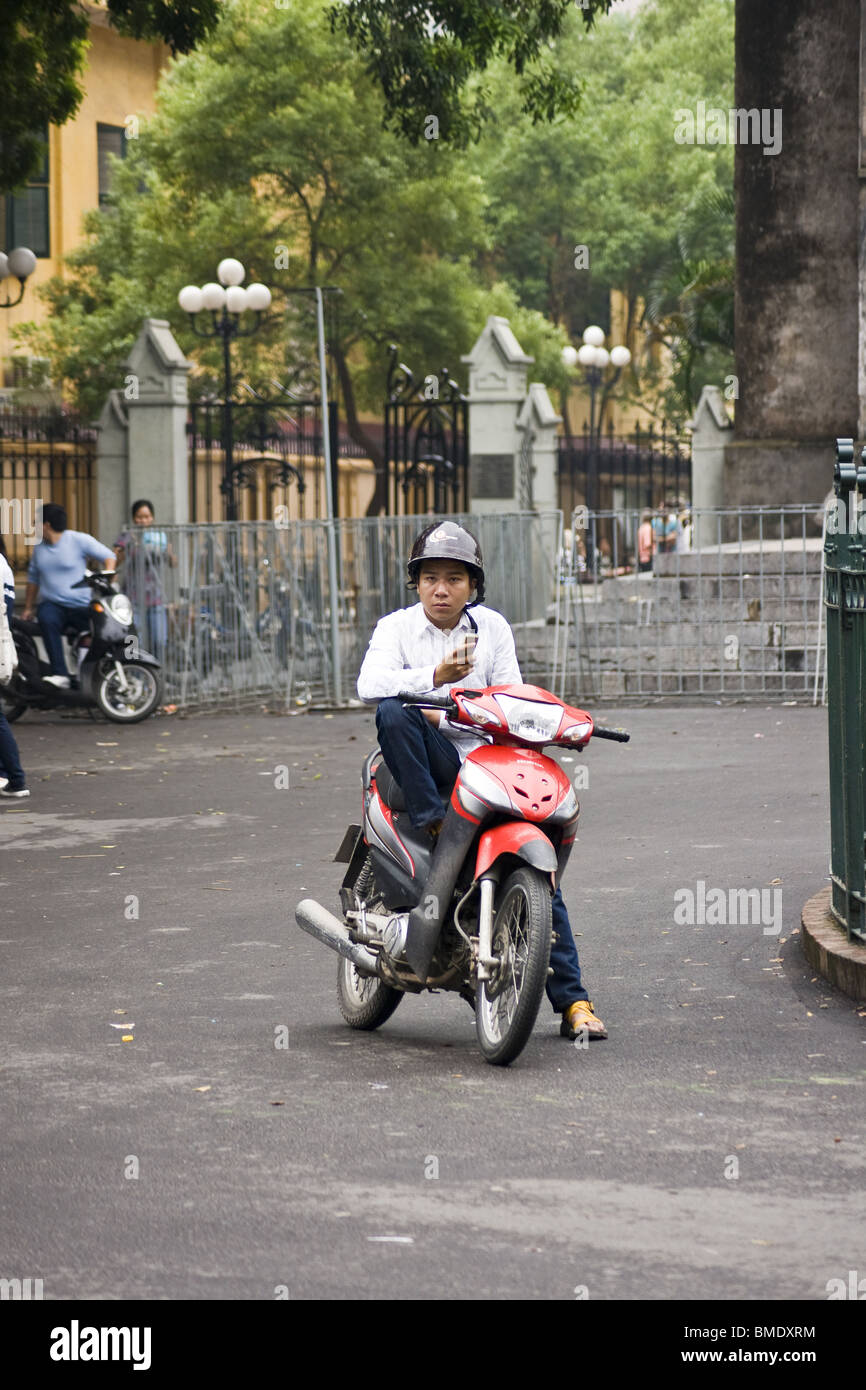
[
  {"xmin": 114, "ymin": 500, "xmax": 174, "ymax": 663},
  {"xmin": 0, "ymin": 536, "xmax": 29, "ymax": 799},
  {"xmin": 637, "ymin": 511, "xmax": 655, "ymax": 572}
]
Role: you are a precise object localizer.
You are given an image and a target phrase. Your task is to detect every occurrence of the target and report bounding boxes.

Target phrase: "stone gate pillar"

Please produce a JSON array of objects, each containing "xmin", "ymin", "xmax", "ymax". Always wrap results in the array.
[
  {"xmin": 689, "ymin": 385, "xmax": 733, "ymax": 548},
  {"xmin": 125, "ymin": 318, "xmax": 191, "ymax": 524},
  {"xmin": 462, "ymin": 315, "xmax": 534, "ymax": 512}
]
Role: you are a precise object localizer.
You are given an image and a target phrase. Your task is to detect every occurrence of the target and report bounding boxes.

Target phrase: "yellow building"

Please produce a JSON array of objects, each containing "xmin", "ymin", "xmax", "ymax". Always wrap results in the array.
[{"xmin": 0, "ymin": 5, "xmax": 167, "ymax": 389}]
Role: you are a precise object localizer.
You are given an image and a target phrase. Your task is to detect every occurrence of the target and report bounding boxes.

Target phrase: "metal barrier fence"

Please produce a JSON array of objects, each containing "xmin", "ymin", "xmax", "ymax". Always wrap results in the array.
[
  {"xmin": 825, "ymin": 442, "xmax": 865, "ymax": 944},
  {"xmin": 549, "ymin": 505, "xmax": 827, "ymax": 701},
  {"xmin": 117, "ymin": 511, "xmax": 562, "ymax": 710}
]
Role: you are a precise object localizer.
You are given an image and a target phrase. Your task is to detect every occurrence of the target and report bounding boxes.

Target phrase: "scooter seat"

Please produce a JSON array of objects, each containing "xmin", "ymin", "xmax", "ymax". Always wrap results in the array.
[
  {"xmin": 10, "ymin": 616, "xmax": 39, "ymax": 636},
  {"xmin": 373, "ymin": 759, "xmax": 454, "ymax": 813}
]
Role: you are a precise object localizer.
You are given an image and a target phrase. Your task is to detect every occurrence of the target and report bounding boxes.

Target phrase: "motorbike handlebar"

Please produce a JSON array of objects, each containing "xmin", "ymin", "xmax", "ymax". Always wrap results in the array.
[
  {"xmin": 397, "ymin": 692, "xmax": 457, "ymax": 711},
  {"xmin": 592, "ymin": 725, "xmax": 631, "ymax": 743},
  {"xmin": 71, "ymin": 571, "xmax": 115, "ymax": 589}
]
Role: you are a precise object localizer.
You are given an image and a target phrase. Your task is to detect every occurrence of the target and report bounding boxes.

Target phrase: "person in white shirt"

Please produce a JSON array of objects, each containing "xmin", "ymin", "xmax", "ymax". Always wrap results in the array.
[
  {"xmin": 0, "ymin": 535, "xmax": 29, "ymax": 798},
  {"xmin": 356, "ymin": 521, "xmax": 607, "ymax": 1040}
]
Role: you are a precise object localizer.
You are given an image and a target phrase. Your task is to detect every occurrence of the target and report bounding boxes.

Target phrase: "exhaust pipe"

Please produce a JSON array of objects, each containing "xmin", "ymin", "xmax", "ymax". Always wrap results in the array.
[{"xmin": 295, "ymin": 899, "xmax": 381, "ymax": 976}]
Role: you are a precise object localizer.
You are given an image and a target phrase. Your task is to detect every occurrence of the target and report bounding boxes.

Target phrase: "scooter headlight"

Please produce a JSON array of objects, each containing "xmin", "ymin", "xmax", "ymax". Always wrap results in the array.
[
  {"xmin": 108, "ymin": 594, "xmax": 134, "ymax": 626},
  {"xmin": 561, "ymin": 721, "xmax": 593, "ymax": 745},
  {"xmin": 461, "ymin": 698, "xmax": 500, "ymax": 728},
  {"xmin": 493, "ymin": 693, "xmax": 563, "ymax": 744}
]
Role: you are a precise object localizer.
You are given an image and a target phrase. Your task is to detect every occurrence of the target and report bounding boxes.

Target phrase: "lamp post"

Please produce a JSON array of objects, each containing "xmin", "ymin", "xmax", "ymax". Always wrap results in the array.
[
  {"xmin": 0, "ymin": 247, "xmax": 37, "ymax": 309},
  {"xmin": 178, "ymin": 258, "xmax": 273, "ymax": 521},
  {"xmin": 561, "ymin": 326, "xmax": 631, "ymax": 572}
]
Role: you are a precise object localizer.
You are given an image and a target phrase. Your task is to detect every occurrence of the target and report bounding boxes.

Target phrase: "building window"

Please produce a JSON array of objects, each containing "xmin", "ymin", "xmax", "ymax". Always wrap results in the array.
[
  {"xmin": 2, "ymin": 134, "xmax": 50, "ymax": 257},
  {"xmin": 97, "ymin": 124, "xmax": 127, "ymax": 206}
]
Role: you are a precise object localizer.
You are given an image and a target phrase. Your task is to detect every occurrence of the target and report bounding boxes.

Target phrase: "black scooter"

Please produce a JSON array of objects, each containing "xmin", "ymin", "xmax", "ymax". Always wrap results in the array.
[{"xmin": 0, "ymin": 571, "xmax": 162, "ymax": 723}]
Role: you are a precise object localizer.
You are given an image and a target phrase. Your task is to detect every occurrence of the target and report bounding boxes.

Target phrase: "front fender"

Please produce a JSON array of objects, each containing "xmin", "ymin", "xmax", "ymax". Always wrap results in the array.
[{"xmin": 475, "ymin": 822, "xmax": 558, "ymax": 880}]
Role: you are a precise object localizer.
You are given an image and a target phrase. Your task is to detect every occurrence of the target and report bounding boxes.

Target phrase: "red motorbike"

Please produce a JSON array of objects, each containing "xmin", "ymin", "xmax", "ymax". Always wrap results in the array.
[{"xmin": 295, "ymin": 683, "xmax": 629, "ymax": 1066}]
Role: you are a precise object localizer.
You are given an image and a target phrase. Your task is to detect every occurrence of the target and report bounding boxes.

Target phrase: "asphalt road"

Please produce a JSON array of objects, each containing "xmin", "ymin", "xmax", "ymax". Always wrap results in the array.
[{"xmin": 0, "ymin": 701, "xmax": 862, "ymax": 1302}]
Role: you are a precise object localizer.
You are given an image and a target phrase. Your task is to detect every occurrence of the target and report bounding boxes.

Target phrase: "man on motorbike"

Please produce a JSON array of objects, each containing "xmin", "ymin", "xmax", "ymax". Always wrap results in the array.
[
  {"xmin": 357, "ymin": 521, "xmax": 606, "ymax": 1040},
  {"xmin": 23, "ymin": 504, "xmax": 116, "ymax": 688}
]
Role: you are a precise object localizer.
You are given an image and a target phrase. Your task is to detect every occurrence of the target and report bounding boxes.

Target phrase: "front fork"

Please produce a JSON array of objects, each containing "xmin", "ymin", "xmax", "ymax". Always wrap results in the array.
[{"xmin": 476, "ymin": 875, "xmax": 497, "ymax": 982}]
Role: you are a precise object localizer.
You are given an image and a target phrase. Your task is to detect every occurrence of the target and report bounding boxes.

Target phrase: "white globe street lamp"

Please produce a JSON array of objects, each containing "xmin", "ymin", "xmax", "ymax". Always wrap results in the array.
[
  {"xmin": 560, "ymin": 325, "xmax": 634, "ymax": 522},
  {"xmin": 0, "ymin": 245, "xmax": 38, "ymax": 309},
  {"xmin": 177, "ymin": 258, "xmax": 275, "ymax": 520}
]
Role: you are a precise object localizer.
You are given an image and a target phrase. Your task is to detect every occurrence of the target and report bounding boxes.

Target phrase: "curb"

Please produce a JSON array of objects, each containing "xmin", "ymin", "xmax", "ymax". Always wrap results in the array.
[{"xmin": 801, "ymin": 886, "xmax": 866, "ymax": 1001}]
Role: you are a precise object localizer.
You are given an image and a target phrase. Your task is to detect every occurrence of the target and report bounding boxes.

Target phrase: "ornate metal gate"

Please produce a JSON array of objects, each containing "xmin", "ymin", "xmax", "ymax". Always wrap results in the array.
[
  {"xmin": 383, "ymin": 345, "xmax": 469, "ymax": 516},
  {"xmin": 188, "ymin": 382, "xmax": 338, "ymax": 523}
]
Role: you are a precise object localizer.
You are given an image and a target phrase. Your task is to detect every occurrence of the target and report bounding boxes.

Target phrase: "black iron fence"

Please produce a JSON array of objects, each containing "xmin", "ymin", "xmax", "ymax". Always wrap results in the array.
[
  {"xmin": 0, "ymin": 405, "xmax": 96, "ymax": 573},
  {"xmin": 187, "ymin": 386, "xmax": 340, "ymax": 523},
  {"xmin": 382, "ymin": 347, "xmax": 469, "ymax": 516},
  {"xmin": 558, "ymin": 421, "xmax": 691, "ymax": 522}
]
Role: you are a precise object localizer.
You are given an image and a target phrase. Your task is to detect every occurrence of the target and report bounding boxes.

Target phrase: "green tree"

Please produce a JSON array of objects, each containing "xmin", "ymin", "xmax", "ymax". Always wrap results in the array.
[
  {"xmin": 15, "ymin": 0, "xmax": 509, "ymax": 512},
  {"xmin": 0, "ymin": 0, "xmax": 221, "ymax": 194},
  {"xmin": 330, "ymin": 0, "xmax": 612, "ymax": 148},
  {"xmin": 469, "ymin": 0, "xmax": 735, "ymax": 422}
]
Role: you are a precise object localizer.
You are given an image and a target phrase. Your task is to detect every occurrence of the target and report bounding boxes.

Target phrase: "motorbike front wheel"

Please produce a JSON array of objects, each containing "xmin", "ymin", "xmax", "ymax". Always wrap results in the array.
[
  {"xmin": 336, "ymin": 954, "xmax": 403, "ymax": 1030},
  {"xmin": 95, "ymin": 662, "xmax": 162, "ymax": 723},
  {"xmin": 476, "ymin": 866, "xmax": 553, "ymax": 1067}
]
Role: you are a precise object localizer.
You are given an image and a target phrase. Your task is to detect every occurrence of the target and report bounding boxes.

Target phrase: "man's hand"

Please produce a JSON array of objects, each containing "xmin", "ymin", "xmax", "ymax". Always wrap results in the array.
[
  {"xmin": 434, "ymin": 649, "xmax": 474, "ymax": 687},
  {"xmin": 21, "ymin": 608, "xmax": 33, "ymax": 622}
]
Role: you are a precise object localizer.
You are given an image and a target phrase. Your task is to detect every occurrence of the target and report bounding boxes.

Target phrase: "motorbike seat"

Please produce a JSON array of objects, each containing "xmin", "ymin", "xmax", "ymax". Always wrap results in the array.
[
  {"xmin": 10, "ymin": 616, "xmax": 39, "ymax": 636},
  {"xmin": 373, "ymin": 758, "xmax": 454, "ymax": 813}
]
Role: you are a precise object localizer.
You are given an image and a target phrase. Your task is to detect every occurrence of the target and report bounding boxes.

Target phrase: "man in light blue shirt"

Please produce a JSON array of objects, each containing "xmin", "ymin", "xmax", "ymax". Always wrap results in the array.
[{"xmin": 23, "ymin": 503, "xmax": 115, "ymax": 686}]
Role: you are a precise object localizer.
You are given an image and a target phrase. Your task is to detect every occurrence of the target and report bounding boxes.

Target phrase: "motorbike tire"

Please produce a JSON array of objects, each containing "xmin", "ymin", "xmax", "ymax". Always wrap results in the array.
[
  {"xmin": 475, "ymin": 866, "xmax": 553, "ymax": 1067},
  {"xmin": 0, "ymin": 685, "xmax": 26, "ymax": 722},
  {"xmin": 336, "ymin": 954, "xmax": 403, "ymax": 1031},
  {"xmin": 95, "ymin": 662, "xmax": 162, "ymax": 723}
]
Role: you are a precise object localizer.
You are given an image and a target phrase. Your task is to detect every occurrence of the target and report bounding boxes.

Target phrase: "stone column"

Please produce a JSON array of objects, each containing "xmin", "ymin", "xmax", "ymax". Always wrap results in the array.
[
  {"xmin": 726, "ymin": 0, "xmax": 860, "ymax": 506},
  {"xmin": 94, "ymin": 388, "xmax": 129, "ymax": 547},
  {"xmin": 689, "ymin": 385, "xmax": 733, "ymax": 548},
  {"xmin": 462, "ymin": 315, "xmax": 534, "ymax": 512},
  {"xmin": 124, "ymin": 318, "xmax": 192, "ymax": 524},
  {"xmin": 516, "ymin": 383, "xmax": 562, "ymax": 513}
]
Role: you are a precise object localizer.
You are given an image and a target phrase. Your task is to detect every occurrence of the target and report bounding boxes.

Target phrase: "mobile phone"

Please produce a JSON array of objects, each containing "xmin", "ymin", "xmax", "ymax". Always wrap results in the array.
[{"xmin": 461, "ymin": 633, "xmax": 477, "ymax": 663}]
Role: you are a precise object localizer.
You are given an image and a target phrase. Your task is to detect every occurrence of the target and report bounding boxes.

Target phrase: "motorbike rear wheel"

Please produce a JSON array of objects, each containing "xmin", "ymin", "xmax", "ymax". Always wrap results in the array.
[
  {"xmin": 336, "ymin": 955, "xmax": 403, "ymax": 1031},
  {"xmin": 476, "ymin": 866, "xmax": 553, "ymax": 1067}
]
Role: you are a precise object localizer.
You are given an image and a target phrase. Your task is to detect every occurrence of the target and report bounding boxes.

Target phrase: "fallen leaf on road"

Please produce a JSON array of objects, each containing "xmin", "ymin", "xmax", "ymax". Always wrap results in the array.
[
  {"xmin": 194, "ymin": 1085, "xmax": 211, "ymax": 1092},
  {"xmin": 110, "ymin": 1022, "xmax": 134, "ymax": 1029},
  {"xmin": 121, "ymin": 1034, "xmax": 134, "ymax": 1042},
  {"xmin": 367, "ymin": 1236, "xmax": 413, "ymax": 1244}
]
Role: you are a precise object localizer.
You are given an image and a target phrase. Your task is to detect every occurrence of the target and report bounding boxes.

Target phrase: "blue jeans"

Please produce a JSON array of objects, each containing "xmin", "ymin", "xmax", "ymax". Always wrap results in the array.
[
  {"xmin": 0, "ymin": 711, "xmax": 25, "ymax": 789},
  {"xmin": 36, "ymin": 600, "xmax": 90, "ymax": 676},
  {"xmin": 373, "ymin": 697, "xmax": 589, "ymax": 1011}
]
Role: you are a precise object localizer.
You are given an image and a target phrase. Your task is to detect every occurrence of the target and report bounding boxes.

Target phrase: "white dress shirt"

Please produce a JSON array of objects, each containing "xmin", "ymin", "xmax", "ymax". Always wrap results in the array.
[{"xmin": 357, "ymin": 602, "xmax": 523, "ymax": 760}]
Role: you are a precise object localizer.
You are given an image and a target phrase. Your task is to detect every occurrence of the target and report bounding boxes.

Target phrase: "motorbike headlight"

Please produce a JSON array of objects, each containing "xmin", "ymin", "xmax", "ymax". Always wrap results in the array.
[
  {"xmin": 561, "ymin": 721, "xmax": 593, "ymax": 744},
  {"xmin": 461, "ymin": 698, "xmax": 501, "ymax": 728},
  {"xmin": 108, "ymin": 594, "xmax": 134, "ymax": 626},
  {"xmin": 493, "ymin": 693, "xmax": 563, "ymax": 744}
]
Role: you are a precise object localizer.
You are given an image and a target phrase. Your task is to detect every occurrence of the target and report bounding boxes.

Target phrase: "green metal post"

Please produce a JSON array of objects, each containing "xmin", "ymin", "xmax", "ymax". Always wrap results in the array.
[{"xmin": 825, "ymin": 439, "xmax": 866, "ymax": 942}]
